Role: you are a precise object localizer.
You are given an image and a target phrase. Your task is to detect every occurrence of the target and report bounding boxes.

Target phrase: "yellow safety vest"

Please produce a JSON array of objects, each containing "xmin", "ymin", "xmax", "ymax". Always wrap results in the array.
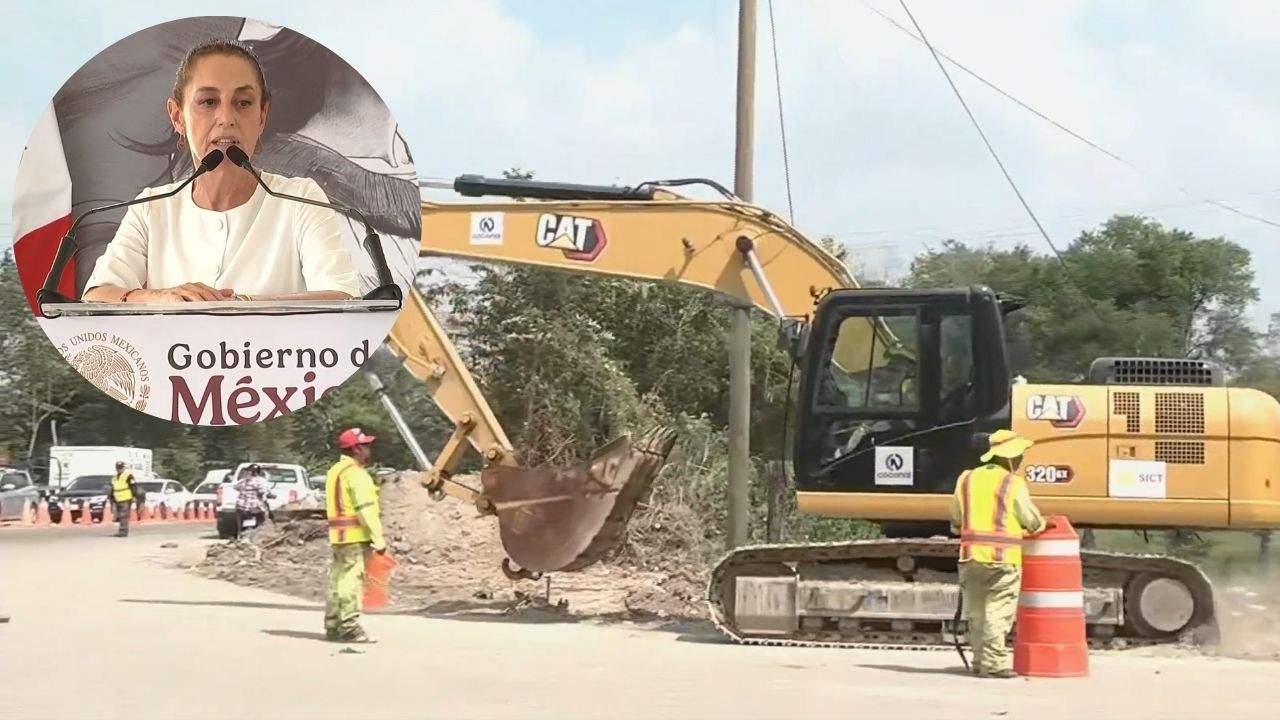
[
  {"xmin": 955, "ymin": 463, "xmax": 1025, "ymax": 565},
  {"xmin": 111, "ymin": 473, "xmax": 134, "ymax": 503},
  {"xmin": 325, "ymin": 455, "xmax": 377, "ymax": 545}
]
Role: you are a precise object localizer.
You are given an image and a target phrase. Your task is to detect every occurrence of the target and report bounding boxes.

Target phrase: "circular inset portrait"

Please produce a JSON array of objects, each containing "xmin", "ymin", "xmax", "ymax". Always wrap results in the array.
[{"xmin": 9, "ymin": 16, "xmax": 419, "ymax": 426}]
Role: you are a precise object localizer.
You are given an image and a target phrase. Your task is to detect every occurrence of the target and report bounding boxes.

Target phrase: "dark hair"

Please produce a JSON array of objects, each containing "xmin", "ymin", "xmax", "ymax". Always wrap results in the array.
[{"xmin": 172, "ymin": 38, "xmax": 270, "ymax": 106}]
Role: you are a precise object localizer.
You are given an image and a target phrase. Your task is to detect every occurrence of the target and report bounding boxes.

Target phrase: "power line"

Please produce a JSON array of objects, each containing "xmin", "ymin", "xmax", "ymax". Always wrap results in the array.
[
  {"xmin": 824, "ymin": 189, "xmax": 1280, "ymax": 249},
  {"xmin": 896, "ymin": 0, "xmax": 1105, "ymax": 320},
  {"xmin": 767, "ymin": 0, "xmax": 794, "ymax": 223},
  {"xmin": 825, "ymin": 187, "xmax": 1280, "ymax": 240},
  {"xmin": 862, "ymin": 0, "xmax": 1280, "ymax": 230}
]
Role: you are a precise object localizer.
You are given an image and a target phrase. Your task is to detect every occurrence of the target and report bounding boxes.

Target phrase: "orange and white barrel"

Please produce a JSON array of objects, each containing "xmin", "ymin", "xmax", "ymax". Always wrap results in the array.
[{"xmin": 1013, "ymin": 514, "xmax": 1089, "ymax": 678}]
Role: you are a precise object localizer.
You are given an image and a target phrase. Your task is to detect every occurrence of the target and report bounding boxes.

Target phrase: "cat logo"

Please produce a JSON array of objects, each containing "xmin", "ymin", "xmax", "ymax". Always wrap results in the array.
[
  {"xmin": 1025, "ymin": 394, "xmax": 1085, "ymax": 429},
  {"xmin": 535, "ymin": 213, "xmax": 608, "ymax": 261}
]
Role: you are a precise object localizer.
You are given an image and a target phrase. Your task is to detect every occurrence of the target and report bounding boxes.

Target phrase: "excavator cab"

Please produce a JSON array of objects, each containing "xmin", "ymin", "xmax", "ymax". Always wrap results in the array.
[{"xmin": 791, "ymin": 285, "xmax": 1015, "ymax": 503}]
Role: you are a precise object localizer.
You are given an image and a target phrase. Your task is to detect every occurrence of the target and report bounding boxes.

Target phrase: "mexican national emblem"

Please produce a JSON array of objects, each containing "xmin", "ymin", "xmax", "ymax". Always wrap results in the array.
[{"xmin": 64, "ymin": 335, "xmax": 151, "ymax": 411}]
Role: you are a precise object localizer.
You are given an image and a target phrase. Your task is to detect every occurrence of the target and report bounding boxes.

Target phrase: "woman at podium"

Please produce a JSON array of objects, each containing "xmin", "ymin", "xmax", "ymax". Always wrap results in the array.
[{"xmin": 81, "ymin": 38, "xmax": 361, "ymax": 304}]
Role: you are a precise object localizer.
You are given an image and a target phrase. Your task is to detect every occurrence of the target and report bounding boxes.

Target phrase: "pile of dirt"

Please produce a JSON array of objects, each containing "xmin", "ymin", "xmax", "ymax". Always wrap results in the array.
[
  {"xmin": 1204, "ymin": 562, "xmax": 1280, "ymax": 662},
  {"xmin": 197, "ymin": 472, "xmax": 709, "ymax": 624},
  {"xmin": 1098, "ymin": 558, "xmax": 1280, "ymax": 662}
]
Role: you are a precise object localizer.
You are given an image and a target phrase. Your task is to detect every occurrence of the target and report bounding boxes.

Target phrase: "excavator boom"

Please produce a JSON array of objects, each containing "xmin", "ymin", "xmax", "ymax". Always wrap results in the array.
[
  {"xmin": 420, "ymin": 175, "xmax": 853, "ymax": 318},
  {"xmin": 418, "ymin": 174, "xmax": 909, "ymax": 369}
]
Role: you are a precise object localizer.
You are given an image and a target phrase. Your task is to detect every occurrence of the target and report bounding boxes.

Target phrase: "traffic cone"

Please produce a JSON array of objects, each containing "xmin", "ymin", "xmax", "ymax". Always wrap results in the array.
[
  {"xmin": 363, "ymin": 552, "xmax": 398, "ymax": 610},
  {"xmin": 103, "ymin": 502, "xmax": 114, "ymax": 524},
  {"xmin": 79, "ymin": 505, "xmax": 93, "ymax": 526},
  {"xmin": 1013, "ymin": 515, "xmax": 1089, "ymax": 678},
  {"xmin": 35, "ymin": 501, "xmax": 50, "ymax": 526},
  {"xmin": 20, "ymin": 500, "xmax": 34, "ymax": 525}
]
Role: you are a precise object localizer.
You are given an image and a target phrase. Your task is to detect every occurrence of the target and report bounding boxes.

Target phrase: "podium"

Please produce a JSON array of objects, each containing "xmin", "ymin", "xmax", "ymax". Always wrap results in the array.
[{"xmin": 36, "ymin": 299, "xmax": 401, "ymax": 425}]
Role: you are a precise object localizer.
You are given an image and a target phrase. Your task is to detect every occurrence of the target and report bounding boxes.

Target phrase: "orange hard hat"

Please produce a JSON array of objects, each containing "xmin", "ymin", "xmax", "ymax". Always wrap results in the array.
[{"xmin": 337, "ymin": 427, "xmax": 377, "ymax": 450}]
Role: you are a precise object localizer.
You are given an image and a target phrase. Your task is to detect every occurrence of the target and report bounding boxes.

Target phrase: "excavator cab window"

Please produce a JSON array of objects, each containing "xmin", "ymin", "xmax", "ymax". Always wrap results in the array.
[
  {"xmin": 793, "ymin": 286, "xmax": 1010, "ymax": 494},
  {"xmin": 815, "ymin": 310, "xmax": 920, "ymax": 415}
]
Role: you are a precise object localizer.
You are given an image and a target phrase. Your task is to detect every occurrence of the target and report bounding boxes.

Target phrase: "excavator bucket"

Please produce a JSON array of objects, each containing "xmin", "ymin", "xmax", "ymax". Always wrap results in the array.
[{"xmin": 480, "ymin": 427, "xmax": 678, "ymax": 577}]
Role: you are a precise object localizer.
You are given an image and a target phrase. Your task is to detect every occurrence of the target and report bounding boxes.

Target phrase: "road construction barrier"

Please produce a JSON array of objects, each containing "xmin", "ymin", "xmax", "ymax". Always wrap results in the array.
[
  {"xmin": 1, "ymin": 499, "xmax": 219, "ymax": 529},
  {"xmin": 1013, "ymin": 515, "xmax": 1089, "ymax": 678}
]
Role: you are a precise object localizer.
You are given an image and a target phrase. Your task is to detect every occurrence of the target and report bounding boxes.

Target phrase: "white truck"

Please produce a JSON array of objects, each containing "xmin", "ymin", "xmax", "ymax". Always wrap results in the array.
[
  {"xmin": 215, "ymin": 462, "xmax": 317, "ymax": 539},
  {"xmin": 47, "ymin": 446, "xmax": 153, "ymax": 490}
]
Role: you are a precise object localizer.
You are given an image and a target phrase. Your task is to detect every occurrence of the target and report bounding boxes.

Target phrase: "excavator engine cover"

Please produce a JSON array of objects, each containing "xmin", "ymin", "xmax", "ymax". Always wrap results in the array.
[{"xmin": 480, "ymin": 427, "xmax": 677, "ymax": 576}]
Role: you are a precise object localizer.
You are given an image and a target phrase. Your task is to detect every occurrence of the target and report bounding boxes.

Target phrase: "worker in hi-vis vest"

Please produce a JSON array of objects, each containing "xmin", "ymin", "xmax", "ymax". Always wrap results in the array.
[
  {"xmin": 110, "ymin": 461, "xmax": 139, "ymax": 538},
  {"xmin": 950, "ymin": 429, "xmax": 1048, "ymax": 678},
  {"xmin": 323, "ymin": 427, "xmax": 386, "ymax": 643}
]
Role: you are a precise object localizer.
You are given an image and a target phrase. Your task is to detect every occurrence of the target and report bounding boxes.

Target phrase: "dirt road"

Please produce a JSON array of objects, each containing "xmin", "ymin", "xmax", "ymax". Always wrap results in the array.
[{"xmin": 1, "ymin": 526, "xmax": 1277, "ymax": 720}]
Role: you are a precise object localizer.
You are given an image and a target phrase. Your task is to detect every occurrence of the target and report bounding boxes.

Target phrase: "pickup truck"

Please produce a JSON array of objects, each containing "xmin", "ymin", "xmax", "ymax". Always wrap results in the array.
[{"xmin": 214, "ymin": 462, "xmax": 317, "ymax": 539}]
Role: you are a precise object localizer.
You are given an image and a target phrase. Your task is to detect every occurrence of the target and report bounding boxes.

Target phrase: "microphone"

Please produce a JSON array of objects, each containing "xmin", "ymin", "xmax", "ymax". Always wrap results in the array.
[
  {"xmin": 224, "ymin": 145, "xmax": 402, "ymax": 305},
  {"xmin": 37, "ymin": 148, "xmax": 226, "ymax": 309}
]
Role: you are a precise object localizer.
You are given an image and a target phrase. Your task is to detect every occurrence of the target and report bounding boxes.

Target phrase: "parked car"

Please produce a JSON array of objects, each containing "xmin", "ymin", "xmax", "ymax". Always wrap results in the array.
[
  {"xmin": 0, "ymin": 468, "xmax": 40, "ymax": 522},
  {"xmin": 190, "ymin": 469, "xmax": 231, "ymax": 509},
  {"xmin": 137, "ymin": 479, "xmax": 192, "ymax": 516},
  {"xmin": 307, "ymin": 468, "xmax": 327, "ymax": 501},
  {"xmin": 47, "ymin": 475, "xmax": 117, "ymax": 524}
]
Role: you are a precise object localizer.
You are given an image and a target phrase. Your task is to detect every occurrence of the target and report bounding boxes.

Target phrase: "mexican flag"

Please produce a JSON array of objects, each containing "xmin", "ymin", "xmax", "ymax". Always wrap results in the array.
[{"xmin": 11, "ymin": 101, "xmax": 75, "ymax": 318}]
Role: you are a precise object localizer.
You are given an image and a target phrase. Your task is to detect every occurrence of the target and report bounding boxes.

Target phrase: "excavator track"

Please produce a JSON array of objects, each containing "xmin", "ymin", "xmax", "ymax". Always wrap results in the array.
[{"xmin": 706, "ymin": 537, "xmax": 1219, "ymax": 652}]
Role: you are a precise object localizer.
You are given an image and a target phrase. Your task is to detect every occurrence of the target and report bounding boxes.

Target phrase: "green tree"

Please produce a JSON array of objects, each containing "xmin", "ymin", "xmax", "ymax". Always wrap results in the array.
[
  {"xmin": 0, "ymin": 264, "xmax": 104, "ymax": 466},
  {"xmin": 904, "ymin": 215, "xmax": 1261, "ymax": 380}
]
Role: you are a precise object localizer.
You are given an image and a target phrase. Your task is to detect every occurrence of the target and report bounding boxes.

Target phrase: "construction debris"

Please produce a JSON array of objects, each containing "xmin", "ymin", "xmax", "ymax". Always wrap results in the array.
[{"xmin": 197, "ymin": 471, "xmax": 708, "ymax": 624}]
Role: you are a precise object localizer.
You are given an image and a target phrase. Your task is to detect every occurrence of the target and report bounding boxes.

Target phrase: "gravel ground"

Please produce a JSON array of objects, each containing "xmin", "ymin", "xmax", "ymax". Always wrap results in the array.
[{"xmin": 197, "ymin": 472, "xmax": 707, "ymax": 624}]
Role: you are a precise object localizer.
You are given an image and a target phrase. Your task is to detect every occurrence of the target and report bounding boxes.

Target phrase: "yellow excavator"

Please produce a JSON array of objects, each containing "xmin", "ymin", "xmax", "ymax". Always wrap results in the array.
[{"xmin": 370, "ymin": 173, "xmax": 1280, "ymax": 652}]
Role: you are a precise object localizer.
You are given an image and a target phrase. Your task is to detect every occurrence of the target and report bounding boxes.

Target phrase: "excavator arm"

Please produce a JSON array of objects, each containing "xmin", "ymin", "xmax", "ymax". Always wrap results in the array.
[
  {"xmin": 372, "ymin": 174, "xmax": 896, "ymax": 580},
  {"xmin": 373, "ymin": 287, "xmax": 676, "ymax": 580}
]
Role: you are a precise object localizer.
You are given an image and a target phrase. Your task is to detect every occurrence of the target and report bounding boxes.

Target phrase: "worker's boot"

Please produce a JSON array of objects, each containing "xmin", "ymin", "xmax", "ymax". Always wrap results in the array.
[
  {"xmin": 340, "ymin": 628, "xmax": 377, "ymax": 644},
  {"xmin": 979, "ymin": 668, "xmax": 1018, "ymax": 679}
]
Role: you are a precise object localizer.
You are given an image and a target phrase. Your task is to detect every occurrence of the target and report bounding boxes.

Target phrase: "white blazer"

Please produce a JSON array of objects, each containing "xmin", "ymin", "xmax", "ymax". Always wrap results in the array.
[{"xmin": 85, "ymin": 171, "xmax": 361, "ymax": 298}]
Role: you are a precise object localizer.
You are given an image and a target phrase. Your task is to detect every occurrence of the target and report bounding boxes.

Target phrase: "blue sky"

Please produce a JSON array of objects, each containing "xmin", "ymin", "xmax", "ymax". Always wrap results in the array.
[{"xmin": 4, "ymin": 0, "xmax": 1280, "ymax": 331}]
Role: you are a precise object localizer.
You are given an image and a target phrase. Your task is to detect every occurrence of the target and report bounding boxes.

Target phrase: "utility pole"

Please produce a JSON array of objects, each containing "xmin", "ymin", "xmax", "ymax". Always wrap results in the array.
[{"xmin": 727, "ymin": 0, "xmax": 756, "ymax": 550}]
